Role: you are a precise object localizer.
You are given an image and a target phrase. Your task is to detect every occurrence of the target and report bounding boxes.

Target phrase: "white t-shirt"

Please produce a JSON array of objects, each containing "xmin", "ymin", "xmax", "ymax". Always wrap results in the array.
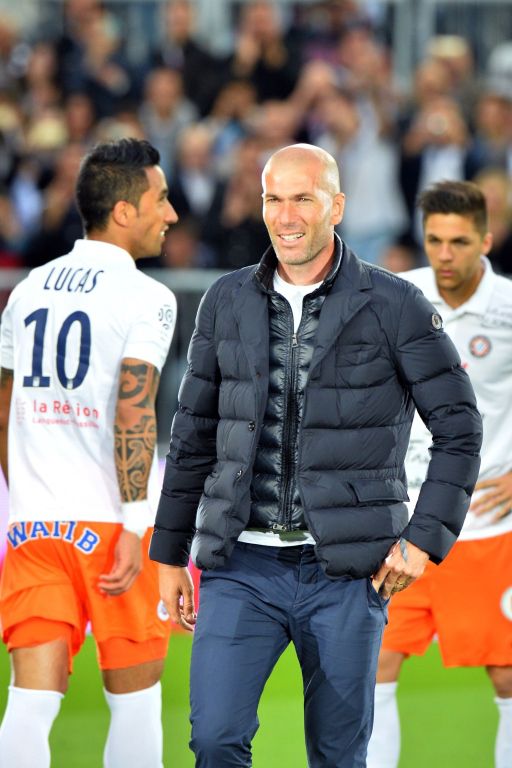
[
  {"xmin": 238, "ymin": 270, "xmax": 322, "ymax": 547},
  {"xmin": 0, "ymin": 239, "xmax": 176, "ymax": 527},
  {"xmin": 400, "ymin": 258, "xmax": 512, "ymax": 540}
]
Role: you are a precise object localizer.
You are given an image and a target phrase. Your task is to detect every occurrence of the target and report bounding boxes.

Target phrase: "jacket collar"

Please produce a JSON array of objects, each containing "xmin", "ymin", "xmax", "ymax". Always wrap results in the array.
[
  {"xmin": 253, "ymin": 233, "xmax": 344, "ymax": 295},
  {"xmin": 231, "ymin": 236, "xmax": 374, "ymax": 386}
]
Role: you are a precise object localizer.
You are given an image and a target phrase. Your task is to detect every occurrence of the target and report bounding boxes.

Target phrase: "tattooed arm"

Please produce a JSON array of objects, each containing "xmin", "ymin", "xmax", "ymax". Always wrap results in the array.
[
  {"xmin": 99, "ymin": 358, "xmax": 160, "ymax": 596},
  {"xmin": 114, "ymin": 358, "xmax": 160, "ymax": 504},
  {"xmin": 0, "ymin": 368, "xmax": 13, "ymax": 485}
]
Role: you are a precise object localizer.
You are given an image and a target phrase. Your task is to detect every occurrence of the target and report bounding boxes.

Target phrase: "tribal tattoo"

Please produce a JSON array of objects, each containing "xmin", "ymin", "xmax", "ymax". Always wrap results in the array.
[{"xmin": 114, "ymin": 360, "xmax": 159, "ymax": 502}]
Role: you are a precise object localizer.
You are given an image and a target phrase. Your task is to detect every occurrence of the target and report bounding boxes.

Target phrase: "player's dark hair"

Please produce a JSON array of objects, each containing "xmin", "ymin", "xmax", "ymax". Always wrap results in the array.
[
  {"xmin": 75, "ymin": 138, "xmax": 161, "ymax": 233},
  {"xmin": 417, "ymin": 180, "xmax": 488, "ymax": 235}
]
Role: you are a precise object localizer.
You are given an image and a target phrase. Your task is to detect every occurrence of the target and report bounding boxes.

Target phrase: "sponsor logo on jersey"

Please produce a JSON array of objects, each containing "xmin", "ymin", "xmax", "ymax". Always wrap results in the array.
[
  {"xmin": 7, "ymin": 521, "xmax": 101, "ymax": 554},
  {"xmin": 469, "ymin": 335, "xmax": 492, "ymax": 358},
  {"xmin": 29, "ymin": 397, "xmax": 100, "ymax": 428},
  {"xmin": 500, "ymin": 587, "xmax": 512, "ymax": 622}
]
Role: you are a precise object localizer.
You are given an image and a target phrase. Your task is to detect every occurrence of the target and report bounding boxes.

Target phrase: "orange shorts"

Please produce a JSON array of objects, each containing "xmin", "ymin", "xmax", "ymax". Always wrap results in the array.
[
  {"xmin": 382, "ymin": 532, "xmax": 512, "ymax": 667},
  {"xmin": 0, "ymin": 521, "xmax": 171, "ymax": 672}
]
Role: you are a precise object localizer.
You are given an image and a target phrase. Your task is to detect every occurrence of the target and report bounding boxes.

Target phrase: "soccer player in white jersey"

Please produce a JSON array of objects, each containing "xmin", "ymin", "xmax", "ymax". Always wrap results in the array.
[
  {"xmin": 367, "ymin": 180, "xmax": 512, "ymax": 768},
  {"xmin": 0, "ymin": 138, "xmax": 178, "ymax": 768}
]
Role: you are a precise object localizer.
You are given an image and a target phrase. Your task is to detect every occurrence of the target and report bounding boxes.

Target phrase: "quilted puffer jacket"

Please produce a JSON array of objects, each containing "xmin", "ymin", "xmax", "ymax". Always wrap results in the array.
[{"xmin": 150, "ymin": 238, "xmax": 482, "ymax": 579}]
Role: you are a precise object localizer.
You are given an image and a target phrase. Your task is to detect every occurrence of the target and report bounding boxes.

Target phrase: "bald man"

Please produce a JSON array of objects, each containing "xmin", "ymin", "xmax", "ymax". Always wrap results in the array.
[{"xmin": 150, "ymin": 144, "xmax": 482, "ymax": 767}]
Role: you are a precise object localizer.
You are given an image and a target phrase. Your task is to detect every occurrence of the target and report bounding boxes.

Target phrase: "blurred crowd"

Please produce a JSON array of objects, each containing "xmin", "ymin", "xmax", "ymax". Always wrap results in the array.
[{"xmin": 0, "ymin": 0, "xmax": 511, "ymax": 275}]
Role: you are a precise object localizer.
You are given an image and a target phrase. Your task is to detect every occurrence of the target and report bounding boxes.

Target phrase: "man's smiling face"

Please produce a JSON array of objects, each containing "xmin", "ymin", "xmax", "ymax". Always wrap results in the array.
[{"xmin": 262, "ymin": 152, "xmax": 344, "ymax": 276}]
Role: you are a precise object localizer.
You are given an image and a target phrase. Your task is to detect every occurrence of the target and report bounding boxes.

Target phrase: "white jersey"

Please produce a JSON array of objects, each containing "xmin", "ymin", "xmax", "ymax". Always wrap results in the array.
[
  {"xmin": 400, "ymin": 257, "xmax": 512, "ymax": 540},
  {"xmin": 0, "ymin": 239, "xmax": 176, "ymax": 526}
]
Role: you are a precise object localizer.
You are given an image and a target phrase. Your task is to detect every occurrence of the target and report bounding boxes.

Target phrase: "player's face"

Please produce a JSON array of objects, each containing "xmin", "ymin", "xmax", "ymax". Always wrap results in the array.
[
  {"xmin": 423, "ymin": 213, "xmax": 492, "ymax": 297},
  {"xmin": 262, "ymin": 157, "xmax": 344, "ymax": 276},
  {"xmin": 132, "ymin": 166, "xmax": 178, "ymax": 259}
]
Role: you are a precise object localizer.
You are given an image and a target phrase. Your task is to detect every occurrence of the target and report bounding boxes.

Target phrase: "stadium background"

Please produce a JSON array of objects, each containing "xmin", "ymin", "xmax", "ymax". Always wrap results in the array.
[{"xmin": 0, "ymin": 0, "xmax": 511, "ymax": 764}]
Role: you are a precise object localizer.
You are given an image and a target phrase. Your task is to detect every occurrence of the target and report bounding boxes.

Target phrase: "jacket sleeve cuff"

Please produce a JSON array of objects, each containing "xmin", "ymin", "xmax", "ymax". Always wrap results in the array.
[{"xmin": 148, "ymin": 528, "xmax": 191, "ymax": 566}]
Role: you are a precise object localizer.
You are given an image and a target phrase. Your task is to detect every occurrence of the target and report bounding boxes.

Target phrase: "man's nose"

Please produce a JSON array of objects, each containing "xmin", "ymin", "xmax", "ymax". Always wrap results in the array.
[
  {"xmin": 278, "ymin": 201, "xmax": 297, "ymax": 225},
  {"xmin": 166, "ymin": 201, "xmax": 179, "ymax": 224},
  {"xmin": 438, "ymin": 243, "xmax": 453, "ymax": 261}
]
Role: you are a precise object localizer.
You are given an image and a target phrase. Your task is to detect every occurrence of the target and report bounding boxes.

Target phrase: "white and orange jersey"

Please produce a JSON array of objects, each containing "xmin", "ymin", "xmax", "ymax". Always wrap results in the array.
[
  {"xmin": 400, "ymin": 257, "xmax": 512, "ymax": 540},
  {"xmin": 0, "ymin": 239, "xmax": 176, "ymax": 526}
]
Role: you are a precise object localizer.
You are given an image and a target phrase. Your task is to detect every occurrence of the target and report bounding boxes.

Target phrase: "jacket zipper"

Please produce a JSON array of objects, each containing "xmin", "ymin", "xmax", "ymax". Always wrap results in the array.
[{"xmin": 274, "ymin": 327, "xmax": 299, "ymax": 532}]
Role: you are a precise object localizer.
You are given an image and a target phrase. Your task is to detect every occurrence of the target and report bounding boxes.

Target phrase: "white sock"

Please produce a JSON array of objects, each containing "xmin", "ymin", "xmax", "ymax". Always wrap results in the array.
[
  {"xmin": 495, "ymin": 696, "xmax": 512, "ymax": 768},
  {"xmin": 366, "ymin": 682, "xmax": 400, "ymax": 768},
  {"xmin": 103, "ymin": 681, "xmax": 163, "ymax": 768},
  {"xmin": 0, "ymin": 685, "xmax": 63, "ymax": 768}
]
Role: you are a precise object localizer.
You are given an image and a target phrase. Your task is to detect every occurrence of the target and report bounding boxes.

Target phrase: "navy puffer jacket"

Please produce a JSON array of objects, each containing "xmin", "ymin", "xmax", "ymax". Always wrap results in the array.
[{"xmin": 150, "ymin": 239, "xmax": 482, "ymax": 579}]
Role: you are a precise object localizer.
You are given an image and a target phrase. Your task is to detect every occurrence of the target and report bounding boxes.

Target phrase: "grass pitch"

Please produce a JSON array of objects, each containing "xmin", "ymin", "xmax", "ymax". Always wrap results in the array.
[{"xmin": 0, "ymin": 634, "xmax": 497, "ymax": 766}]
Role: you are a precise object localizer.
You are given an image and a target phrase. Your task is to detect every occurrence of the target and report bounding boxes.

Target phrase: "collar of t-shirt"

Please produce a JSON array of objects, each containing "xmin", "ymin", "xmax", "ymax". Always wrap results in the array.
[
  {"xmin": 72, "ymin": 238, "xmax": 136, "ymax": 268},
  {"xmin": 419, "ymin": 255, "xmax": 496, "ymax": 320},
  {"xmin": 273, "ymin": 271, "xmax": 323, "ymax": 333}
]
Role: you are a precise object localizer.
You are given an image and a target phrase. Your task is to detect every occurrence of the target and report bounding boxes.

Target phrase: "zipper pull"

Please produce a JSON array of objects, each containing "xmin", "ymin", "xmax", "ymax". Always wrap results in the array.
[{"xmin": 292, "ymin": 333, "xmax": 298, "ymax": 347}]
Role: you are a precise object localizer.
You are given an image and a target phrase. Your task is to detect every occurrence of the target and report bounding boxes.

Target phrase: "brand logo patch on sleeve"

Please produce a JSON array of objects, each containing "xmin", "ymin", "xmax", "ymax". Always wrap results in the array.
[{"xmin": 431, "ymin": 313, "xmax": 443, "ymax": 330}]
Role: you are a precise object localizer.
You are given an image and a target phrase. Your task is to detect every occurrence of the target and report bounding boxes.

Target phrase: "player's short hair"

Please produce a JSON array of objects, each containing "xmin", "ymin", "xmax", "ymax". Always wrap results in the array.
[
  {"xmin": 417, "ymin": 180, "xmax": 488, "ymax": 235},
  {"xmin": 75, "ymin": 138, "xmax": 161, "ymax": 233}
]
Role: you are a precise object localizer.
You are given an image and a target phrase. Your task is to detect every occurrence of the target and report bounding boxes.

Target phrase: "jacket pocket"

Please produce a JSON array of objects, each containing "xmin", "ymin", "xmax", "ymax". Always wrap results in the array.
[{"xmin": 350, "ymin": 478, "xmax": 409, "ymax": 504}]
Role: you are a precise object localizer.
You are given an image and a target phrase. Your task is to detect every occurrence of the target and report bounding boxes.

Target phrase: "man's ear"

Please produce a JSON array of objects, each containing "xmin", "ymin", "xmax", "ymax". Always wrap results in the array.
[
  {"xmin": 111, "ymin": 200, "xmax": 135, "ymax": 228},
  {"xmin": 481, "ymin": 230, "xmax": 493, "ymax": 256},
  {"xmin": 331, "ymin": 192, "xmax": 345, "ymax": 226}
]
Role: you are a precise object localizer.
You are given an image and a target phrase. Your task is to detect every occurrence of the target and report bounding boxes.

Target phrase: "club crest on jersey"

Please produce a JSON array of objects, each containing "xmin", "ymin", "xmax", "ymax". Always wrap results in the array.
[
  {"xmin": 500, "ymin": 587, "xmax": 512, "ymax": 622},
  {"xmin": 469, "ymin": 335, "xmax": 491, "ymax": 358},
  {"xmin": 431, "ymin": 313, "xmax": 443, "ymax": 330}
]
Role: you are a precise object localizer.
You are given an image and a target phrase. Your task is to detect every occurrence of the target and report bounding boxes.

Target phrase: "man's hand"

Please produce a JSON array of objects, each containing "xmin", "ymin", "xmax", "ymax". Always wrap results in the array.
[
  {"xmin": 471, "ymin": 471, "xmax": 512, "ymax": 522},
  {"xmin": 159, "ymin": 564, "xmax": 196, "ymax": 632},
  {"xmin": 372, "ymin": 538, "xmax": 429, "ymax": 600},
  {"xmin": 98, "ymin": 529, "xmax": 142, "ymax": 596}
]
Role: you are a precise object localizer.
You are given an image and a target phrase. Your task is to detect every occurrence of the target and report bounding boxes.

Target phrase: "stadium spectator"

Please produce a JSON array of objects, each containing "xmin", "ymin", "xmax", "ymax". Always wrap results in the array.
[
  {"xmin": 149, "ymin": 0, "xmax": 225, "ymax": 117},
  {"xmin": 0, "ymin": 190, "xmax": 22, "ymax": 266},
  {"xmin": 149, "ymin": 143, "xmax": 482, "ymax": 768},
  {"xmin": 465, "ymin": 88, "xmax": 512, "ymax": 179},
  {"xmin": 474, "ymin": 166, "xmax": 512, "ymax": 276},
  {"xmin": 56, "ymin": 0, "xmax": 136, "ymax": 118},
  {"xmin": 138, "ymin": 66, "xmax": 198, "ymax": 181},
  {"xmin": 399, "ymin": 95, "xmax": 469, "ymax": 243},
  {"xmin": 225, "ymin": 0, "xmax": 302, "ymax": 102},
  {"xmin": 63, "ymin": 91, "xmax": 97, "ymax": 147},
  {"xmin": 20, "ymin": 41, "xmax": 62, "ymax": 117},
  {"xmin": 166, "ymin": 122, "xmax": 223, "ymax": 228},
  {"xmin": 0, "ymin": 138, "xmax": 178, "ymax": 768},
  {"xmin": 291, "ymin": 0, "xmax": 370, "ymax": 65},
  {"xmin": 21, "ymin": 141, "xmax": 84, "ymax": 268},
  {"xmin": 425, "ymin": 35, "xmax": 480, "ymax": 120},
  {"xmin": 158, "ymin": 216, "xmax": 216, "ymax": 270},
  {"xmin": 205, "ymin": 78, "xmax": 258, "ymax": 176},
  {"xmin": 315, "ymin": 86, "xmax": 407, "ymax": 265},
  {"xmin": 203, "ymin": 134, "xmax": 270, "ymax": 269},
  {"xmin": 246, "ymin": 98, "xmax": 301, "ymax": 164},
  {"xmin": 367, "ymin": 180, "xmax": 512, "ymax": 768}
]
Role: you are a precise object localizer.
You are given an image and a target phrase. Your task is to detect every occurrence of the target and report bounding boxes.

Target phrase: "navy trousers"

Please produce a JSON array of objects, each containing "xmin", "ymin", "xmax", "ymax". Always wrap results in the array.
[{"xmin": 190, "ymin": 542, "xmax": 388, "ymax": 767}]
